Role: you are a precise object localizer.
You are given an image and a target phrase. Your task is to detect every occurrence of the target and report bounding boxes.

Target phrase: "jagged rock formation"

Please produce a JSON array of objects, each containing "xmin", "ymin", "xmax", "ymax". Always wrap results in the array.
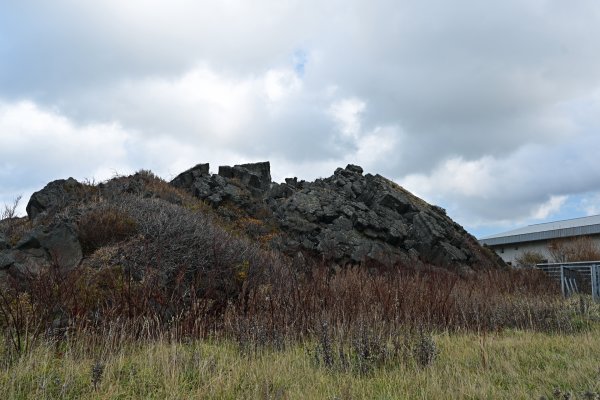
[
  {"xmin": 0, "ymin": 161, "xmax": 503, "ymax": 282},
  {"xmin": 171, "ymin": 162, "xmax": 502, "ymax": 270},
  {"xmin": 171, "ymin": 162, "xmax": 271, "ymax": 209}
]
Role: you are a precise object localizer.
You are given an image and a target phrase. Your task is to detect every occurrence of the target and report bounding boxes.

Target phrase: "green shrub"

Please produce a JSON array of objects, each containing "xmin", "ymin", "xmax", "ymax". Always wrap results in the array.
[{"xmin": 514, "ymin": 250, "xmax": 546, "ymax": 268}]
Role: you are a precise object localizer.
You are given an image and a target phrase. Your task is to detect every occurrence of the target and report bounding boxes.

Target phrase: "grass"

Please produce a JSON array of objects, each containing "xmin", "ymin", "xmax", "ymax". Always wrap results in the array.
[{"xmin": 1, "ymin": 325, "xmax": 599, "ymax": 399}]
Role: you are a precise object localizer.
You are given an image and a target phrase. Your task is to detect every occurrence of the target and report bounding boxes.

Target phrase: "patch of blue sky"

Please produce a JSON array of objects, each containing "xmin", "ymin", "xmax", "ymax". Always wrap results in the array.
[
  {"xmin": 292, "ymin": 49, "xmax": 308, "ymax": 77},
  {"xmin": 470, "ymin": 192, "xmax": 600, "ymax": 239}
]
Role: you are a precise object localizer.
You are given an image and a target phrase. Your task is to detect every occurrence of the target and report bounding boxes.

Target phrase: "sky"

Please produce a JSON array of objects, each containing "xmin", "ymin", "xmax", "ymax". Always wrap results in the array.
[{"xmin": 1, "ymin": 0, "xmax": 600, "ymax": 238}]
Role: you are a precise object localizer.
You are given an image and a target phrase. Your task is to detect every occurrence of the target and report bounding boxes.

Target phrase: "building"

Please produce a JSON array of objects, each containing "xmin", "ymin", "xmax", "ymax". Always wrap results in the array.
[{"xmin": 478, "ymin": 215, "xmax": 600, "ymax": 264}]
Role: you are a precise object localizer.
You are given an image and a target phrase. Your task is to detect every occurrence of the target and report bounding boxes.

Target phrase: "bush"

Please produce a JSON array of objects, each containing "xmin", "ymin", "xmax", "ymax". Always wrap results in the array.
[
  {"xmin": 548, "ymin": 236, "xmax": 600, "ymax": 262},
  {"xmin": 78, "ymin": 207, "xmax": 138, "ymax": 256},
  {"xmin": 514, "ymin": 250, "xmax": 546, "ymax": 268}
]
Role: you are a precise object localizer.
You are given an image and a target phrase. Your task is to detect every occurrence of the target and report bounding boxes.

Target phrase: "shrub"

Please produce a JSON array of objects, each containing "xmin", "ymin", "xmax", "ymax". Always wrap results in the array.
[
  {"xmin": 0, "ymin": 196, "xmax": 31, "ymax": 246},
  {"xmin": 413, "ymin": 330, "xmax": 438, "ymax": 368},
  {"xmin": 1, "ymin": 195, "xmax": 21, "ymax": 221},
  {"xmin": 78, "ymin": 207, "xmax": 138, "ymax": 256},
  {"xmin": 548, "ymin": 236, "xmax": 600, "ymax": 262},
  {"xmin": 514, "ymin": 250, "xmax": 546, "ymax": 268}
]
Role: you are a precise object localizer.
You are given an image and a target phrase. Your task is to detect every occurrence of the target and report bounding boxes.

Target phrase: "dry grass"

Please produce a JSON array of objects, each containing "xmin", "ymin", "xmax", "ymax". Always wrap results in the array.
[
  {"xmin": 78, "ymin": 207, "xmax": 138, "ymax": 256},
  {"xmin": 1, "ymin": 323, "xmax": 599, "ymax": 399}
]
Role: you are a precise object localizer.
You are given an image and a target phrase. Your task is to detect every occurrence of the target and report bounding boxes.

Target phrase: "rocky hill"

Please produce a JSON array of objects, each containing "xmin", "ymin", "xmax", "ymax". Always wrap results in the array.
[
  {"xmin": 0, "ymin": 162, "xmax": 503, "ymax": 287},
  {"xmin": 171, "ymin": 161, "xmax": 502, "ymax": 271}
]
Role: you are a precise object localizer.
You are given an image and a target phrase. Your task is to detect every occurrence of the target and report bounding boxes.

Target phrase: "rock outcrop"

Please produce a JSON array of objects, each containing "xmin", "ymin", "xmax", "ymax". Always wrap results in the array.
[
  {"xmin": 171, "ymin": 162, "xmax": 502, "ymax": 271},
  {"xmin": 0, "ymin": 221, "xmax": 82, "ymax": 278},
  {"xmin": 1, "ymin": 161, "xmax": 503, "ymax": 282},
  {"xmin": 26, "ymin": 178, "xmax": 83, "ymax": 220}
]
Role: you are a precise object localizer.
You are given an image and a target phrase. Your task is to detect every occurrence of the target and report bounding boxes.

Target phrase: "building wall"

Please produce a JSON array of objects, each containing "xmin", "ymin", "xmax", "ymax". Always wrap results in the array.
[
  {"xmin": 490, "ymin": 235, "xmax": 600, "ymax": 264},
  {"xmin": 491, "ymin": 240, "xmax": 551, "ymax": 264}
]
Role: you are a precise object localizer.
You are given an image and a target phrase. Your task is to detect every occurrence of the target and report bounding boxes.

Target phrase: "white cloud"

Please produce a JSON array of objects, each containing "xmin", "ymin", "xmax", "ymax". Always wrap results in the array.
[
  {"xmin": 580, "ymin": 194, "xmax": 600, "ymax": 216},
  {"xmin": 0, "ymin": 100, "xmax": 133, "ymax": 182},
  {"xmin": 532, "ymin": 195, "xmax": 568, "ymax": 219},
  {"xmin": 2, "ymin": 0, "xmax": 600, "ymax": 235},
  {"xmin": 0, "ymin": 101, "xmax": 133, "ymax": 215},
  {"xmin": 399, "ymin": 124, "xmax": 600, "ymax": 231},
  {"xmin": 329, "ymin": 97, "xmax": 366, "ymax": 140},
  {"xmin": 402, "ymin": 157, "xmax": 494, "ymax": 199},
  {"xmin": 264, "ymin": 69, "xmax": 302, "ymax": 103},
  {"xmin": 353, "ymin": 126, "xmax": 399, "ymax": 167}
]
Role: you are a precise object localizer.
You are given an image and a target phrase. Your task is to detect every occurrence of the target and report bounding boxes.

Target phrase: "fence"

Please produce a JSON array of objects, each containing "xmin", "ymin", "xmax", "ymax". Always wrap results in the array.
[{"xmin": 536, "ymin": 261, "xmax": 600, "ymax": 300}]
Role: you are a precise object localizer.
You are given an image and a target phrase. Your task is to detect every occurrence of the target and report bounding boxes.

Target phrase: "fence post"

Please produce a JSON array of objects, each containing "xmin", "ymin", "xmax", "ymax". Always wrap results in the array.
[
  {"xmin": 560, "ymin": 265, "xmax": 565, "ymax": 297},
  {"xmin": 592, "ymin": 264, "xmax": 598, "ymax": 302}
]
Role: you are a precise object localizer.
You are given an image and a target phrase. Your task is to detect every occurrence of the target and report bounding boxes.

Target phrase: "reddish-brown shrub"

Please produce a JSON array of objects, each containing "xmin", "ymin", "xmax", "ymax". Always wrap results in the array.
[
  {"xmin": 78, "ymin": 207, "xmax": 138, "ymax": 255},
  {"xmin": 548, "ymin": 236, "xmax": 600, "ymax": 262}
]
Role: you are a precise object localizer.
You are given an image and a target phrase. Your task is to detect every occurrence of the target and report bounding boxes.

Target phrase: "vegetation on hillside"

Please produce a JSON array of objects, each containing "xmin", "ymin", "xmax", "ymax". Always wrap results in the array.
[{"xmin": 2, "ymin": 172, "xmax": 600, "ymax": 398}]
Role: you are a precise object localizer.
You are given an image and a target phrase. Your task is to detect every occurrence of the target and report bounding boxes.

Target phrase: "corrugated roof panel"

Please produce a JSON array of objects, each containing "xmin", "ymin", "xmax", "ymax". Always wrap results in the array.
[{"xmin": 478, "ymin": 215, "xmax": 600, "ymax": 246}]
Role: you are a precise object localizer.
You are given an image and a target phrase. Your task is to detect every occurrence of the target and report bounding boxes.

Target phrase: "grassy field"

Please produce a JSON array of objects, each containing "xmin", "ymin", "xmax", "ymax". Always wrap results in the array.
[{"xmin": 1, "ymin": 325, "xmax": 599, "ymax": 399}]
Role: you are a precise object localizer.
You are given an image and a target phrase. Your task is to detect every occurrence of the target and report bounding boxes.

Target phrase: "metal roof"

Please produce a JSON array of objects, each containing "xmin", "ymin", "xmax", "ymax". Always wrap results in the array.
[{"xmin": 479, "ymin": 214, "xmax": 600, "ymax": 246}]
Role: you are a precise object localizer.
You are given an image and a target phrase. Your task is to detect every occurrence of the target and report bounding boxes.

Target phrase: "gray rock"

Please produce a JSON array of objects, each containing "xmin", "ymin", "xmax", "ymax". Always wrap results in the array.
[
  {"xmin": 293, "ymin": 192, "xmax": 321, "ymax": 216},
  {"xmin": 0, "ymin": 251, "xmax": 15, "ymax": 269},
  {"xmin": 238, "ymin": 162, "xmax": 271, "ymax": 188},
  {"xmin": 345, "ymin": 164, "xmax": 363, "ymax": 174},
  {"xmin": 171, "ymin": 163, "xmax": 210, "ymax": 189},
  {"xmin": 285, "ymin": 177, "xmax": 298, "ymax": 187},
  {"xmin": 412, "ymin": 212, "xmax": 445, "ymax": 244},
  {"xmin": 192, "ymin": 180, "xmax": 212, "ymax": 198},
  {"xmin": 269, "ymin": 183, "xmax": 295, "ymax": 199},
  {"xmin": 26, "ymin": 178, "xmax": 83, "ymax": 220},
  {"xmin": 378, "ymin": 193, "xmax": 413, "ymax": 214},
  {"xmin": 218, "ymin": 162, "xmax": 271, "ymax": 193},
  {"xmin": 207, "ymin": 193, "xmax": 223, "ymax": 206},
  {"xmin": 0, "ymin": 232, "xmax": 9, "ymax": 250},
  {"xmin": 16, "ymin": 222, "xmax": 82, "ymax": 271},
  {"xmin": 1, "ymin": 250, "xmax": 45, "ymax": 278},
  {"xmin": 170, "ymin": 161, "xmax": 505, "ymax": 270}
]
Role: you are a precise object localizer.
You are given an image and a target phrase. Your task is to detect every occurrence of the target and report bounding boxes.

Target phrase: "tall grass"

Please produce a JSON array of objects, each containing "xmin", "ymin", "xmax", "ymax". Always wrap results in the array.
[
  {"xmin": 1, "ymin": 324, "xmax": 599, "ymax": 399},
  {"xmin": 0, "ymin": 253, "xmax": 572, "ymax": 361}
]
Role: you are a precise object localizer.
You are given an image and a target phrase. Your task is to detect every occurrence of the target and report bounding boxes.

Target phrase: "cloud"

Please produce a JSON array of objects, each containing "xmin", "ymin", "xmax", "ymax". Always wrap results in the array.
[
  {"xmin": 533, "ymin": 195, "xmax": 568, "ymax": 220},
  {"xmin": 0, "ymin": 100, "xmax": 132, "ymax": 185},
  {"xmin": 2, "ymin": 0, "xmax": 600, "ymax": 234},
  {"xmin": 0, "ymin": 100, "xmax": 133, "ymax": 214},
  {"xmin": 329, "ymin": 97, "xmax": 367, "ymax": 141},
  {"xmin": 400, "ymin": 121, "xmax": 600, "ymax": 229}
]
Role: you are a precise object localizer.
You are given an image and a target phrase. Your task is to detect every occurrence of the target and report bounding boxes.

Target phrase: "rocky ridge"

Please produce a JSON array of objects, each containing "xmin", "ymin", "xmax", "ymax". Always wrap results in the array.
[
  {"xmin": 171, "ymin": 161, "xmax": 502, "ymax": 271},
  {"xmin": 0, "ymin": 161, "xmax": 503, "ymax": 282}
]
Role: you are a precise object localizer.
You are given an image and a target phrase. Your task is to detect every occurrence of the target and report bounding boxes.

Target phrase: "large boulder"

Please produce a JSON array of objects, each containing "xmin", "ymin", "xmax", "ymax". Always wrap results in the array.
[
  {"xmin": 26, "ymin": 178, "xmax": 84, "ymax": 220},
  {"xmin": 0, "ymin": 251, "xmax": 14, "ymax": 269},
  {"xmin": 171, "ymin": 162, "xmax": 272, "ymax": 211},
  {"xmin": 218, "ymin": 162, "xmax": 272, "ymax": 193},
  {"xmin": 170, "ymin": 163, "xmax": 210, "ymax": 189},
  {"xmin": 10, "ymin": 221, "xmax": 83, "ymax": 274}
]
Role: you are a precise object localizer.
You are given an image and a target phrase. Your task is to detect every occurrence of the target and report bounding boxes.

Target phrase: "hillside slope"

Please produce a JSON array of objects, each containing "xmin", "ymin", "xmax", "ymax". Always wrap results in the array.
[
  {"xmin": 171, "ymin": 162, "xmax": 503, "ymax": 271},
  {"xmin": 0, "ymin": 162, "xmax": 503, "ymax": 288}
]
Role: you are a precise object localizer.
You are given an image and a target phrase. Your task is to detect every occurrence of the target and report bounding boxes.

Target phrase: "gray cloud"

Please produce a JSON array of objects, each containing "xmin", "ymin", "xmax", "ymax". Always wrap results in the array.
[{"xmin": 2, "ymin": 0, "xmax": 600, "ymax": 234}]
